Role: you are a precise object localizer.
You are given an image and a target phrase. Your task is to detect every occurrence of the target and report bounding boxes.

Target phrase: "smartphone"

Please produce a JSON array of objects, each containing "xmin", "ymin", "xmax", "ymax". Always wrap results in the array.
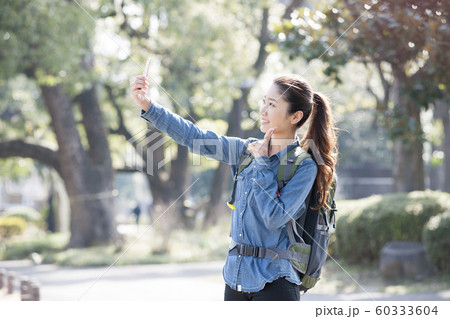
[{"xmin": 144, "ymin": 58, "xmax": 151, "ymax": 78}]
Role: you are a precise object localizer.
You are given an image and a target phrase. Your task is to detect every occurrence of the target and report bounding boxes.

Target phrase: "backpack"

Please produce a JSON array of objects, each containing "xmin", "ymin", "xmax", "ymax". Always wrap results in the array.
[{"xmin": 226, "ymin": 140, "xmax": 337, "ymax": 292}]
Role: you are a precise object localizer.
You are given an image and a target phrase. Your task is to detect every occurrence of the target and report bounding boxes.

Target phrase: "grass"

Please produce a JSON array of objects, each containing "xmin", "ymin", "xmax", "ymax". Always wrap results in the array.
[
  {"xmin": 0, "ymin": 218, "xmax": 231, "ymax": 267},
  {"xmin": 44, "ymin": 222, "xmax": 231, "ymax": 267}
]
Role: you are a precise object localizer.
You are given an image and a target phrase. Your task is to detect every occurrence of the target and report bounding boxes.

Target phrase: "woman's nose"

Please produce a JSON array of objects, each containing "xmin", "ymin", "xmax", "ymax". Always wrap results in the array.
[{"xmin": 259, "ymin": 102, "xmax": 268, "ymax": 115}]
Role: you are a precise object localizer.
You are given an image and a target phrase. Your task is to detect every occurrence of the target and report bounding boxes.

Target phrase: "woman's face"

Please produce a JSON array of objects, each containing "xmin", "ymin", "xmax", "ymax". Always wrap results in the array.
[{"xmin": 259, "ymin": 83, "xmax": 299, "ymax": 135}]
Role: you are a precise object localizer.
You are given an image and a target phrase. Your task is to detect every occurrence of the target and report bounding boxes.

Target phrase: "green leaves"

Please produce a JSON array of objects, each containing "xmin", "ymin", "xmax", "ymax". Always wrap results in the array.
[
  {"xmin": 276, "ymin": 0, "xmax": 449, "ymax": 151},
  {"xmin": 278, "ymin": 0, "xmax": 448, "ymax": 90},
  {"xmin": 0, "ymin": 0, "xmax": 95, "ymax": 87}
]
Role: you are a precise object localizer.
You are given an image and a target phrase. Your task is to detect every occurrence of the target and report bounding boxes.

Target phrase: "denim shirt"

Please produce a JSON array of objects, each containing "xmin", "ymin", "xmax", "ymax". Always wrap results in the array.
[{"xmin": 140, "ymin": 101, "xmax": 318, "ymax": 293}]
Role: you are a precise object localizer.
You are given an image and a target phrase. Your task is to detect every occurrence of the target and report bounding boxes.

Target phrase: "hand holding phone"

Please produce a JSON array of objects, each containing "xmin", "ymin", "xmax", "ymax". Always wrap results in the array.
[{"xmin": 130, "ymin": 58, "xmax": 152, "ymax": 111}]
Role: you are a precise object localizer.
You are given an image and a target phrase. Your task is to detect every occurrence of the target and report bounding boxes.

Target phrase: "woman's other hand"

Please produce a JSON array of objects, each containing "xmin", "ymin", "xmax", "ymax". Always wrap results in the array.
[
  {"xmin": 247, "ymin": 127, "xmax": 276, "ymax": 158},
  {"xmin": 130, "ymin": 75, "xmax": 151, "ymax": 112}
]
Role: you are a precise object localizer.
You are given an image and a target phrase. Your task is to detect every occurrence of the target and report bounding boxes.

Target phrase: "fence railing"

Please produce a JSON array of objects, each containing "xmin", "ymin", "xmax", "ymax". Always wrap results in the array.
[{"xmin": 0, "ymin": 268, "xmax": 40, "ymax": 301}]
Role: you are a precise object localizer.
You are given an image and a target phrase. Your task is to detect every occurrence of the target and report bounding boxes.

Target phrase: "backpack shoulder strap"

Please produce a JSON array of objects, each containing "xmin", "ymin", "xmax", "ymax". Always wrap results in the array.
[
  {"xmin": 227, "ymin": 139, "xmax": 257, "ymax": 210},
  {"xmin": 236, "ymin": 139, "xmax": 255, "ymax": 176},
  {"xmin": 277, "ymin": 147, "xmax": 314, "ymax": 245},
  {"xmin": 277, "ymin": 147, "xmax": 312, "ymax": 191}
]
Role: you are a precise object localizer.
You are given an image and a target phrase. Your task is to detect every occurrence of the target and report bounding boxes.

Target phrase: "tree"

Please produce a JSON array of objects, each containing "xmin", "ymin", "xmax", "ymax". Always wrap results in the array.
[
  {"xmin": 0, "ymin": 0, "xmax": 119, "ymax": 247},
  {"xmin": 277, "ymin": 0, "xmax": 449, "ymax": 192}
]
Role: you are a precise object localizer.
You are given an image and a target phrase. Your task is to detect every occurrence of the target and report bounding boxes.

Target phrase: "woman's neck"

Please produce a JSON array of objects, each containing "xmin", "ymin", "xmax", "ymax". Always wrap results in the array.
[{"xmin": 268, "ymin": 132, "xmax": 297, "ymax": 155}]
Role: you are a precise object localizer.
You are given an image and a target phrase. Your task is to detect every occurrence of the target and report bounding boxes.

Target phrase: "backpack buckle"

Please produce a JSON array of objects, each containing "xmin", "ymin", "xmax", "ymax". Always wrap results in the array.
[
  {"xmin": 252, "ymin": 247, "xmax": 260, "ymax": 258},
  {"xmin": 237, "ymin": 244, "xmax": 246, "ymax": 256}
]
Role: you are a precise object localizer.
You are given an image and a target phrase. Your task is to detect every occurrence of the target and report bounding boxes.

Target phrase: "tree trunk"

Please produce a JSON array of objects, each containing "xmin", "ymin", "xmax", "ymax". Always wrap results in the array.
[
  {"xmin": 391, "ymin": 65, "xmax": 425, "ymax": 192},
  {"xmin": 435, "ymin": 100, "xmax": 450, "ymax": 192},
  {"xmin": 41, "ymin": 84, "xmax": 118, "ymax": 248},
  {"xmin": 204, "ymin": 94, "xmax": 247, "ymax": 226},
  {"xmin": 202, "ymin": 8, "xmax": 270, "ymax": 227},
  {"xmin": 429, "ymin": 142, "xmax": 442, "ymax": 190},
  {"xmin": 142, "ymin": 142, "xmax": 191, "ymax": 252},
  {"xmin": 169, "ymin": 144, "xmax": 192, "ymax": 227}
]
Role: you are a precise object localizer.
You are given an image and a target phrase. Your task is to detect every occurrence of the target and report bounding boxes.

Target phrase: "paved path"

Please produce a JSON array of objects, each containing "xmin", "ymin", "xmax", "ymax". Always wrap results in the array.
[{"xmin": 1, "ymin": 260, "xmax": 449, "ymax": 301}]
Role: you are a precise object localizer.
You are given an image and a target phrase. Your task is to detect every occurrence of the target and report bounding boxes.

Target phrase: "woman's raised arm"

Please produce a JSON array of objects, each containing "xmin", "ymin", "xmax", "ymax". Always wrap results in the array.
[{"xmin": 130, "ymin": 75, "xmax": 245, "ymax": 166}]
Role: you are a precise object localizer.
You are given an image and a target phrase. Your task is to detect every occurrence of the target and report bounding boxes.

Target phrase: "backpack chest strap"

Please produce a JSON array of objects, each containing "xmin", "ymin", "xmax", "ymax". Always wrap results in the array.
[{"xmin": 228, "ymin": 240, "xmax": 310, "ymax": 271}]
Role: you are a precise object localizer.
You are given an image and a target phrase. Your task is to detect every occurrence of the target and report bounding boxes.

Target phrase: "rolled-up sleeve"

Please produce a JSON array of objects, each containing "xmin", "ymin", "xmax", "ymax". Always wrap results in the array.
[
  {"xmin": 252, "ymin": 157, "xmax": 317, "ymax": 229},
  {"xmin": 140, "ymin": 101, "xmax": 244, "ymax": 166}
]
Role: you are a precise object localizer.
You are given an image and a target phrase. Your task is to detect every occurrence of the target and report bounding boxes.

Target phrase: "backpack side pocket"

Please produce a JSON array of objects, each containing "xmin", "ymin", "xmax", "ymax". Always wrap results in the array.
[{"xmin": 300, "ymin": 229, "xmax": 330, "ymax": 290}]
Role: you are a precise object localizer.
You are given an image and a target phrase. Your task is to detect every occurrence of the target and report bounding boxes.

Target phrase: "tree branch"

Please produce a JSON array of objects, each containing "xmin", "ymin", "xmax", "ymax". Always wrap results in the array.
[
  {"xmin": 282, "ymin": 0, "xmax": 305, "ymax": 20},
  {"xmin": 104, "ymin": 84, "xmax": 167, "ymax": 187},
  {"xmin": 253, "ymin": 1, "xmax": 305, "ymax": 83},
  {"xmin": 0, "ymin": 139, "xmax": 62, "ymax": 176},
  {"xmin": 105, "ymin": 84, "xmax": 133, "ymax": 141},
  {"xmin": 375, "ymin": 60, "xmax": 391, "ymax": 108},
  {"xmin": 119, "ymin": 0, "xmax": 150, "ymax": 39},
  {"xmin": 253, "ymin": 7, "xmax": 271, "ymax": 75}
]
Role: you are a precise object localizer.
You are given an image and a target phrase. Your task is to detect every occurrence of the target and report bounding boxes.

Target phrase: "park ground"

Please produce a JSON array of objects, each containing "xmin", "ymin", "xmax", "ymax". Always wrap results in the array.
[{"xmin": 1, "ymin": 258, "xmax": 449, "ymax": 301}]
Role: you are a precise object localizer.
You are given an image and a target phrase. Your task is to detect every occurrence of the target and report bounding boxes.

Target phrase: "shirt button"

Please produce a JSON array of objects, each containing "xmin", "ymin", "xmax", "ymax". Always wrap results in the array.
[
  {"xmin": 239, "ymin": 233, "xmax": 242, "ymax": 237},
  {"xmin": 244, "ymin": 191, "xmax": 247, "ymax": 194},
  {"xmin": 253, "ymin": 166, "xmax": 256, "ymax": 168},
  {"xmin": 252, "ymin": 178, "xmax": 255, "ymax": 181},
  {"xmin": 238, "ymin": 255, "xmax": 241, "ymax": 258}
]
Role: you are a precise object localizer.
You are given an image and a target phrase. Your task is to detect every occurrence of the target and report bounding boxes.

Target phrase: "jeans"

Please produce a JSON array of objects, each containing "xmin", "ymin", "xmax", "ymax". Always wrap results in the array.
[{"xmin": 224, "ymin": 277, "xmax": 300, "ymax": 301}]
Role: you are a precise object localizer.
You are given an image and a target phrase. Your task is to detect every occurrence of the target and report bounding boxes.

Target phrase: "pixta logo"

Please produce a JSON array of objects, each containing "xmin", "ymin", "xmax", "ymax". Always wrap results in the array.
[{"xmin": 126, "ymin": 129, "xmax": 172, "ymax": 176}]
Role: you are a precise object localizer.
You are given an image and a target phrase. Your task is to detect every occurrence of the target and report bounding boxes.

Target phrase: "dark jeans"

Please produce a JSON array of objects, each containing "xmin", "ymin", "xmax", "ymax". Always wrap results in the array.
[{"xmin": 224, "ymin": 277, "xmax": 300, "ymax": 301}]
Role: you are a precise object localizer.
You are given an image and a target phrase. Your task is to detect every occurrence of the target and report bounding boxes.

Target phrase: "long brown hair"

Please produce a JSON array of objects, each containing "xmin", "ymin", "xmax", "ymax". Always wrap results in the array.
[{"xmin": 273, "ymin": 75, "xmax": 338, "ymax": 209}]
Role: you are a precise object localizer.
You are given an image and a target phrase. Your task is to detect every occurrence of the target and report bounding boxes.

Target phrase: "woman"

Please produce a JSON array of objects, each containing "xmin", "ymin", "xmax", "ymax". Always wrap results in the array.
[{"xmin": 130, "ymin": 74, "xmax": 338, "ymax": 301}]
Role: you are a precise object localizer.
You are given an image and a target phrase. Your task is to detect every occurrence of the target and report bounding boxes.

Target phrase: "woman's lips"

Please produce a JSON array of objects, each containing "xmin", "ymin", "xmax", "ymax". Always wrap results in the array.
[{"xmin": 261, "ymin": 120, "xmax": 270, "ymax": 125}]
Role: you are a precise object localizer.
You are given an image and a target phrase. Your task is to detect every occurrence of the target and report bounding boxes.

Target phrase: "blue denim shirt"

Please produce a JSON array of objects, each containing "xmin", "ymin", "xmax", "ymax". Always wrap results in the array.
[{"xmin": 140, "ymin": 101, "xmax": 317, "ymax": 293}]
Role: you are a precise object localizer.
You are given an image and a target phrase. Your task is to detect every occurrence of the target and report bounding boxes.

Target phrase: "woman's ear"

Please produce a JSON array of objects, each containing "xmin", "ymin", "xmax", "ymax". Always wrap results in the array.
[{"xmin": 291, "ymin": 110, "xmax": 303, "ymax": 125}]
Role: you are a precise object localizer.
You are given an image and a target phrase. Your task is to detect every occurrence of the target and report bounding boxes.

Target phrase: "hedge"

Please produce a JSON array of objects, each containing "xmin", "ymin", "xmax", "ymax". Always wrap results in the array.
[
  {"xmin": 423, "ymin": 210, "xmax": 450, "ymax": 273},
  {"xmin": 0, "ymin": 216, "xmax": 27, "ymax": 239},
  {"xmin": 1, "ymin": 205, "xmax": 42, "ymax": 223},
  {"xmin": 336, "ymin": 190, "xmax": 450, "ymax": 264}
]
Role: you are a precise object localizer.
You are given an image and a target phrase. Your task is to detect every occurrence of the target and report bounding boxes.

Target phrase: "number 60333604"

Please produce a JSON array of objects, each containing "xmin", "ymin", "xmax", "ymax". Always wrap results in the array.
[{"xmin": 375, "ymin": 305, "xmax": 438, "ymax": 316}]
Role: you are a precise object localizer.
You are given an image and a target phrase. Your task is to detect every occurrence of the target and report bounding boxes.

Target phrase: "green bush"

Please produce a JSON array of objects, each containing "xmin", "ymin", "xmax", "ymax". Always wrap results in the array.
[
  {"xmin": 336, "ymin": 190, "xmax": 450, "ymax": 264},
  {"xmin": 1, "ymin": 205, "xmax": 42, "ymax": 223},
  {"xmin": 423, "ymin": 211, "xmax": 450, "ymax": 273},
  {"xmin": 0, "ymin": 216, "xmax": 27, "ymax": 239},
  {"xmin": 0, "ymin": 233, "xmax": 69, "ymax": 260}
]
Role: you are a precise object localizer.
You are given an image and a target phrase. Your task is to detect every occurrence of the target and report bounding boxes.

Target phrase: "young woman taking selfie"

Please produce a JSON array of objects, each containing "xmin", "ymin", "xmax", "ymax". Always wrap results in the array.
[{"xmin": 130, "ymin": 72, "xmax": 338, "ymax": 301}]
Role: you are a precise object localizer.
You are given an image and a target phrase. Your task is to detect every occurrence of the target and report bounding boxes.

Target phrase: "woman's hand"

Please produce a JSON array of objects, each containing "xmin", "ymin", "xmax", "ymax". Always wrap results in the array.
[
  {"xmin": 247, "ymin": 127, "xmax": 277, "ymax": 158},
  {"xmin": 130, "ymin": 75, "xmax": 151, "ymax": 112}
]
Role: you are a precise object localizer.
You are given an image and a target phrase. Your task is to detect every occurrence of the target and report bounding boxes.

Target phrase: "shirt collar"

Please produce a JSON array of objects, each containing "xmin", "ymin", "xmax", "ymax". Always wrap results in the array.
[{"xmin": 269, "ymin": 136, "xmax": 301, "ymax": 161}]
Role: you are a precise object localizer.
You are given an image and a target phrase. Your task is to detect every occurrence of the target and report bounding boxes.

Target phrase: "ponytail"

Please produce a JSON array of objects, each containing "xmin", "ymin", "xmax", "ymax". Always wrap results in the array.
[{"xmin": 301, "ymin": 92, "xmax": 338, "ymax": 210}]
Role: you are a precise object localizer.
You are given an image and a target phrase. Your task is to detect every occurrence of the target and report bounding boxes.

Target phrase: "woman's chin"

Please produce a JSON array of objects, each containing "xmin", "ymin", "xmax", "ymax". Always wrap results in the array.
[{"xmin": 260, "ymin": 124, "xmax": 271, "ymax": 133}]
